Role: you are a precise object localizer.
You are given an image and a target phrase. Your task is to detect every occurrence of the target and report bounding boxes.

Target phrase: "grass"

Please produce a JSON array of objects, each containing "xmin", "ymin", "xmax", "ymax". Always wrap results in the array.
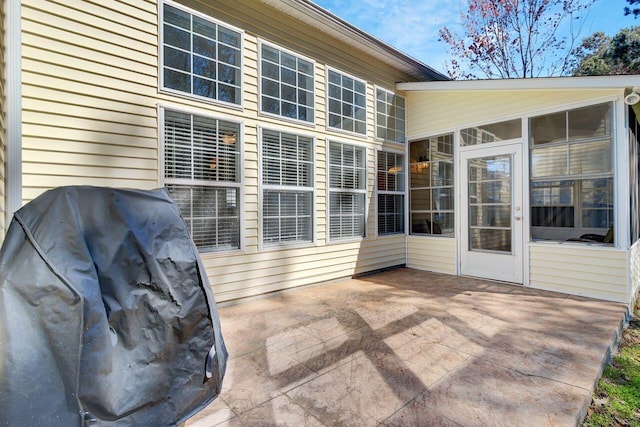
[{"xmin": 583, "ymin": 301, "xmax": 640, "ymax": 427}]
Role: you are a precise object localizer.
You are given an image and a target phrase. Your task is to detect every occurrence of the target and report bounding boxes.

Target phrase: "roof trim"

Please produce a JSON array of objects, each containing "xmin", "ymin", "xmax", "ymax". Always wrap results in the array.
[
  {"xmin": 258, "ymin": 0, "xmax": 449, "ymax": 82},
  {"xmin": 397, "ymin": 75, "xmax": 640, "ymax": 91}
]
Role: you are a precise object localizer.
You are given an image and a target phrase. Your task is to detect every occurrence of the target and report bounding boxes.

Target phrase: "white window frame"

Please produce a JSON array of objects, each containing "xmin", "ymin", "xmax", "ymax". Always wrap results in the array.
[
  {"xmin": 159, "ymin": 0, "xmax": 244, "ymax": 108},
  {"xmin": 375, "ymin": 86, "xmax": 406, "ymax": 144},
  {"xmin": 327, "ymin": 140, "xmax": 368, "ymax": 243},
  {"xmin": 258, "ymin": 126, "xmax": 316, "ymax": 250},
  {"xmin": 158, "ymin": 105, "xmax": 244, "ymax": 254},
  {"xmin": 325, "ymin": 67, "xmax": 367, "ymax": 137},
  {"xmin": 528, "ymin": 101, "xmax": 616, "ymax": 242},
  {"xmin": 409, "ymin": 133, "xmax": 455, "ymax": 237},
  {"xmin": 258, "ymin": 40, "xmax": 316, "ymax": 125},
  {"xmin": 376, "ymin": 148, "xmax": 406, "ymax": 237}
]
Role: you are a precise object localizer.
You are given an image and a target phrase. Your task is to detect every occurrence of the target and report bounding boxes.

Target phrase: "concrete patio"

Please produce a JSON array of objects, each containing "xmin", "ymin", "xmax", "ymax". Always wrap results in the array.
[{"xmin": 186, "ymin": 268, "xmax": 629, "ymax": 426}]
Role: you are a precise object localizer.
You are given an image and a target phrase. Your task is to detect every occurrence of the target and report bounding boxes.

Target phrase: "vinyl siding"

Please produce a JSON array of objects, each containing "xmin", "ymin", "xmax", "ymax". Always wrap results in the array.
[
  {"xmin": 21, "ymin": 0, "xmax": 159, "ymax": 203},
  {"xmin": 407, "ymin": 236, "xmax": 456, "ymax": 274},
  {"xmin": 19, "ymin": 0, "xmax": 414, "ymax": 302},
  {"xmin": 529, "ymin": 244, "xmax": 628, "ymax": 303},
  {"xmin": 406, "ymin": 90, "xmax": 622, "ymax": 138},
  {"xmin": 629, "ymin": 241, "xmax": 640, "ymax": 304}
]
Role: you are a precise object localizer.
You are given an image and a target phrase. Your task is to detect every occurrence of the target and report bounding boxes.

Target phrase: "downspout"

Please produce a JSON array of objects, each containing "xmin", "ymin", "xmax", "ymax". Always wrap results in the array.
[{"xmin": 5, "ymin": 0, "xmax": 21, "ymax": 231}]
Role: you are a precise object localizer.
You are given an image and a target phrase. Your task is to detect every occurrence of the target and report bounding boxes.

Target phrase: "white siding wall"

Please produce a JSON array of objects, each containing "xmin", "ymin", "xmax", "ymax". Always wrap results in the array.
[
  {"xmin": 19, "ymin": 0, "xmax": 412, "ymax": 302},
  {"xmin": 407, "ymin": 236, "xmax": 456, "ymax": 274},
  {"xmin": 529, "ymin": 244, "xmax": 628, "ymax": 303}
]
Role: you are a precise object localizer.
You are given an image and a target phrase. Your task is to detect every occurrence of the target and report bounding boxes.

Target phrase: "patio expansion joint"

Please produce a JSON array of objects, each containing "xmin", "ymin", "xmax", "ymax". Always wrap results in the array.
[{"xmin": 475, "ymin": 356, "xmax": 592, "ymax": 392}]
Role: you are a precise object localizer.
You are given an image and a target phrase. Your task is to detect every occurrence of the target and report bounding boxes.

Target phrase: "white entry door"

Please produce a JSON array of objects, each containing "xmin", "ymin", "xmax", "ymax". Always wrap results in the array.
[{"xmin": 460, "ymin": 143, "xmax": 523, "ymax": 283}]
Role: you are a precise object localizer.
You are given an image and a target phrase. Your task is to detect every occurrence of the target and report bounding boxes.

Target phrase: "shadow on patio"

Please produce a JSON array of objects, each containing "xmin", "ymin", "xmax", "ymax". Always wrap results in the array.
[{"xmin": 186, "ymin": 268, "xmax": 627, "ymax": 426}]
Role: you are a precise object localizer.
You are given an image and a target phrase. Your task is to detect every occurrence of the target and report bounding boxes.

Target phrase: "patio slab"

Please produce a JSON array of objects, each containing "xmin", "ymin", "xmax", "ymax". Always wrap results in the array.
[{"xmin": 185, "ymin": 268, "xmax": 628, "ymax": 426}]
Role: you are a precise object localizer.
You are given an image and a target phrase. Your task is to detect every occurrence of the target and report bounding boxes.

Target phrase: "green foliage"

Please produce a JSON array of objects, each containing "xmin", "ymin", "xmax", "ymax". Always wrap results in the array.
[
  {"xmin": 572, "ymin": 26, "xmax": 640, "ymax": 75},
  {"xmin": 583, "ymin": 313, "xmax": 640, "ymax": 426}
]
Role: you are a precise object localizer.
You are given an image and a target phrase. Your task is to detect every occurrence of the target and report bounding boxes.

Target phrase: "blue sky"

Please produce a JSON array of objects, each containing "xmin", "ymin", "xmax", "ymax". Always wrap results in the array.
[{"xmin": 313, "ymin": 0, "xmax": 639, "ymax": 76}]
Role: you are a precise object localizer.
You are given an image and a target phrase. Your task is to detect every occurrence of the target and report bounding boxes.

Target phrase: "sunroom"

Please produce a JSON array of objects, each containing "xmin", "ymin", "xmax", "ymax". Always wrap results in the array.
[{"xmin": 399, "ymin": 76, "xmax": 640, "ymax": 305}]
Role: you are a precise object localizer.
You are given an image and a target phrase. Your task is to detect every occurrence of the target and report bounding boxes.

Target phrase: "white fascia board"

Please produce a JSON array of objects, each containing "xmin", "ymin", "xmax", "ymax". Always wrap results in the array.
[
  {"xmin": 397, "ymin": 75, "xmax": 640, "ymax": 92},
  {"xmin": 258, "ymin": 0, "xmax": 448, "ymax": 81}
]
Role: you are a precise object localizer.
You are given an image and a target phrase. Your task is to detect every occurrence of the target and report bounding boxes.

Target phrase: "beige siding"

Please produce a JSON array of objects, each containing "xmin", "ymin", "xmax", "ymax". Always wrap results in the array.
[
  {"xmin": 21, "ymin": 0, "xmax": 159, "ymax": 203},
  {"xmin": 406, "ymin": 90, "xmax": 622, "ymax": 138},
  {"xmin": 407, "ymin": 236, "xmax": 456, "ymax": 274},
  {"xmin": 529, "ymin": 244, "xmax": 628, "ymax": 302},
  {"xmin": 20, "ymin": 0, "xmax": 412, "ymax": 302},
  {"xmin": 629, "ymin": 242, "xmax": 640, "ymax": 303}
]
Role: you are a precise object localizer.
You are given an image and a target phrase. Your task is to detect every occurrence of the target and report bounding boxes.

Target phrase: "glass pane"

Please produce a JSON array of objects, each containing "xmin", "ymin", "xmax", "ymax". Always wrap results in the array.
[
  {"xmin": 164, "ymin": 25, "xmax": 190, "ymax": 50},
  {"xmin": 434, "ymin": 213, "xmax": 454, "ymax": 237},
  {"xmin": 468, "ymin": 154, "xmax": 512, "ymax": 253},
  {"xmin": 410, "ymin": 163, "xmax": 430, "ymax": 187},
  {"xmin": 432, "ymin": 161, "xmax": 453, "ymax": 186},
  {"xmin": 531, "ymin": 145, "xmax": 567, "ymax": 177},
  {"xmin": 433, "ymin": 187, "xmax": 453, "ymax": 210},
  {"xmin": 468, "ymin": 157, "xmax": 511, "ymax": 181},
  {"xmin": 193, "ymin": 16, "xmax": 217, "ymax": 39},
  {"xmin": 568, "ymin": 103, "xmax": 611, "ymax": 140},
  {"xmin": 411, "ymin": 212, "xmax": 432, "ymax": 234},
  {"xmin": 530, "ymin": 111, "xmax": 566, "ymax": 145},
  {"xmin": 164, "ymin": 47, "xmax": 190, "ymax": 72},
  {"xmin": 219, "ymin": 27, "xmax": 240, "ymax": 48},
  {"xmin": 470, "ymin": 206, "xmax": 511, "ymax": 227},
  {"xmin": 471, "ymin": 229, "xmax": 511, "ymax": 252},
  {"xmin": 569, "ymin": 139, "xmax": 612, "ymax": 175},
  {"xmin": 194, "ymin": 35, "xmax": 216, "ymax": 58},
  {"xmin": 410, "ymin": 189, "xmax": 431, "ymax": 211},
  {"xmin": 469, "ymin": 181, "xmax": 511, "ymax": 204},
  {"xmin": 461, "ymin": 119, "xmax": 521, "ymax": 146},
  {"xmin": 164, "ymin": 69, "xmax": 190, "ymax": 93},
  {"xmin": 164, "ymin": 5, "xmax": 190, "ymax": 30}
]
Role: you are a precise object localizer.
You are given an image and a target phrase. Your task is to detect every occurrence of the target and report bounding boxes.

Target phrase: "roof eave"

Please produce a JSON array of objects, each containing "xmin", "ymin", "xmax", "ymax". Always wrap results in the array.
[
  {"xmin": 397, "ymin": 75, "xmax": 640, "ymax": 92},
  {"xmin": 258, "ymin": 0, "xmax": 449, "ymax": 82}
]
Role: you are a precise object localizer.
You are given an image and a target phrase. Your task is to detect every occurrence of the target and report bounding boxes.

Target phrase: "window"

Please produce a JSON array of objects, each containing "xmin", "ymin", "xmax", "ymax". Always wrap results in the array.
[
  {"xmin": 329, "ymin": 142, "xmax": 366, "ymax": 240},
  {"xmin": 162, "ymin": 109, "xmax": 241, "ymax": 252},
  {"xmin": 161, "ymin": 2, "xmax": 242, "ymax": 104},
  {"xmin": 260, "ymin": 43, "xmax": 314, "ymax": 123},
  {"xmin": 529, "ymin": 103, "xmax": 614, "ymax": 243},
  {"xmin": 327, "ymin": 69, "xmax": 367, "ymax": 135},
  {"xmin": 261, "ymin": 129, "xmax": 314, "ymax": 245},
  {"xmin": 409, "ymin": 134, "xmax": 454, "ymax": 236},
  {"xmin": 377, "ymin": 151, "xmax": 405, "ymax": 235},
  {"xmin": 376, "ymin": 88, "xmax": 405, "ymax": 143},
  {"xmin": 461, "ymin": 119, "xmax": 521, "ymax": 146}
]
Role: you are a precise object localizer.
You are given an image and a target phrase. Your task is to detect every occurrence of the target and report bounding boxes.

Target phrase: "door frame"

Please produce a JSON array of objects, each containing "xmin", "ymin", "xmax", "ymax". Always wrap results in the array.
[{"xmin": 458, "ymin": 141, "xmax": 525, "ymax": 283}]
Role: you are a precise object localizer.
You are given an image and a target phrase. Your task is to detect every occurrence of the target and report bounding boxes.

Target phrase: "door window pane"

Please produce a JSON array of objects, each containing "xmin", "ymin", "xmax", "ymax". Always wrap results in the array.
[{"xmin": 468, "ymin": 154, "xmax": 512, "ymax": 253}]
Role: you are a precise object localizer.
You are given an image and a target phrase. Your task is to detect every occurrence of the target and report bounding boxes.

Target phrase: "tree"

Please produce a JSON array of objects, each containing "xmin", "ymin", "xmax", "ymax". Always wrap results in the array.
[
  {"xmin": 571, "ymin": 26, "xmax": 640, "ymax": 75},
  {"xmin": 624, "ymin": 0, "xmax": 640, "ymax": 18},
  {"xmin": 439, "ymin": 0, "xmax": 595, "ymax": 80}
]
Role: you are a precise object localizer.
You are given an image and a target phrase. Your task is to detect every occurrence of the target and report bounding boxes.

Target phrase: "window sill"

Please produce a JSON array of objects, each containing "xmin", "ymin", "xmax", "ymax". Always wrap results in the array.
[{"xmin": 159, "ymin": 88, "xmax": 244, "ymax": 112}]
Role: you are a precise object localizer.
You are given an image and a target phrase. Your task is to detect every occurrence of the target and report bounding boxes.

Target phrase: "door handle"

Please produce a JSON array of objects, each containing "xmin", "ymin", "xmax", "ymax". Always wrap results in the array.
[{"xmin": 514, "ymin": 216, "xmax": 521, "ymax": 221}]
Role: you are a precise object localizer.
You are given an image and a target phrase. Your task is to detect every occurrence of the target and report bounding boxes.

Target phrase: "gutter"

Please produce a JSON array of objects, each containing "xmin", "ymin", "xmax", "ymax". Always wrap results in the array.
[{"xmin": 398, "ymin": 75, "xmax": 640, "ymax": 92}]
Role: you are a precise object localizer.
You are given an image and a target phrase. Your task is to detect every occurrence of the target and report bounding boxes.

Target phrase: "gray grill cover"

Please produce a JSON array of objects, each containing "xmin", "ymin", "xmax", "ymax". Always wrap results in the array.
[{"xmin": 0, "ymin": 186, "xmax": 227, "ymax": 426}]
